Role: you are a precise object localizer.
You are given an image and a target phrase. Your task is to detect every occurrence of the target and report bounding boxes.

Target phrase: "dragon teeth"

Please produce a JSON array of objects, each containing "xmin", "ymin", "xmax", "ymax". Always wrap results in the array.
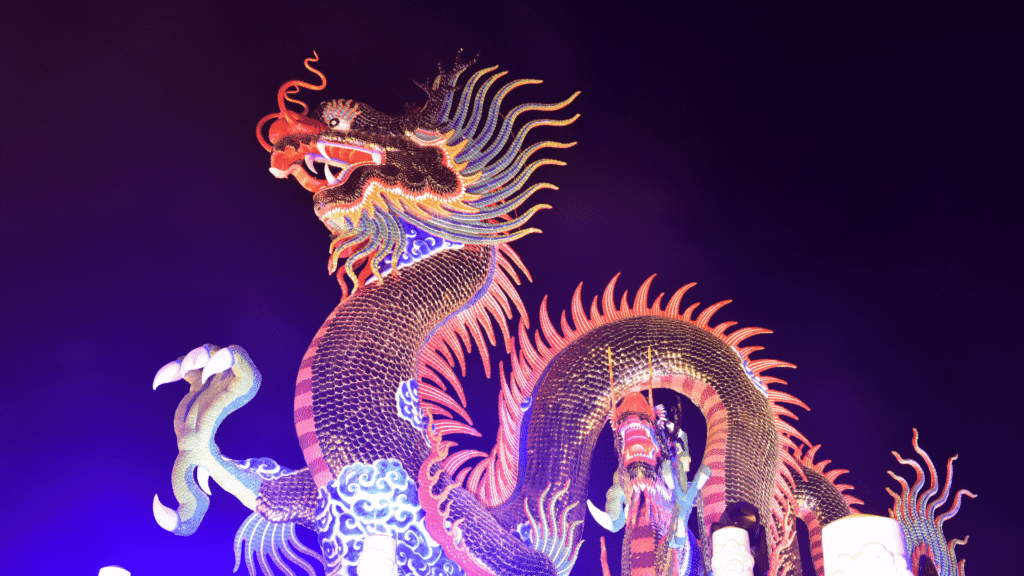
[
  {"xmin": 316, "ymin": 142, "xmax": 340, "ymax": 184},
  {"xmin": 324, "ymin": 163, "xmax": 339, "ymax": 185}
]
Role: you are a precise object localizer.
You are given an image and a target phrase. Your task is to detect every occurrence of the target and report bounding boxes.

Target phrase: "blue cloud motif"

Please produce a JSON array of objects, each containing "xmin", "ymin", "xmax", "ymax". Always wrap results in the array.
[
  {"xmin": 380, "ymin": 220, "xmax": 463, "ymax": 277},
  {"xmin": 233, "ymin": 457, "xmax": 291, "ymax": 480},
  {"xmin": 314, "ymin": 459, "xmax": 463, "ymax": 576},
  {"xmin": 514, "ymin": 521, "xmax": 534, "ymax": 548},
  {"xmin": 396, "ymin": 379, "xmax": 426, "ymax": 431}
]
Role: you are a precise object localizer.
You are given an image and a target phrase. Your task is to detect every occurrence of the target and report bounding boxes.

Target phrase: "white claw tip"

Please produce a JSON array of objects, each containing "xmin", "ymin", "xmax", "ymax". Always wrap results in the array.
[
  {"xmin": 587, "ymin": 499, "xmax": 615, "ymax": 532},
  {"xmin": 196, "ymin": 466, "xmax": 213, "ymax": 496},
  {"xmin": 180, "ymin": 345, "xmax": 212, "ymax": 374},
  {"xmin": 201, "ymin": 347, "xmax": 235, "ymax": 383},
  {"xmin": 152, "ymin": 494, "xmax": 179, "ymax": 532},
  {"xmin": 99, "ymin": 567, "xmax": 131, "ymax": 576},
  {"xmin": 153, "ymin": 360, "xmax": 183, "ymax": 390}
]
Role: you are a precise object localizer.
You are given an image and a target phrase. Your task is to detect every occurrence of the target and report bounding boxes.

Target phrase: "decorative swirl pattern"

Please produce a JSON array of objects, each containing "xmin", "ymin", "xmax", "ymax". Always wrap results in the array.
[
  {"xmin": 380, "ymin": 222, "xmax": 464, "ymax": 277},
  {"xmin": 396, "ymin": 378, "xmax": 427, "ymax": 432},
  {"xmin": 314, "ymin": 459, "xmax": 461, "ymax": 576},
  {"xmin": 235, "ymin": 457, "xmax": 291, "ymax": 481}
]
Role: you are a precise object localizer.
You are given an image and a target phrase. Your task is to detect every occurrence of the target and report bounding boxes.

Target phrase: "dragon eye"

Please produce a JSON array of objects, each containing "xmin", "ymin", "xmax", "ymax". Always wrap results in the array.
[{"xmin": 328, "ymin": 118, "xmax": 341, "ymax": 128}]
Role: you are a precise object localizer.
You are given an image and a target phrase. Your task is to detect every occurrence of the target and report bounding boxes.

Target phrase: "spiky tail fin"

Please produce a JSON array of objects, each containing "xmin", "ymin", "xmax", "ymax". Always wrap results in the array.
[{"xmin": 887, "ymin": 429, "xmax": 976, "ymax": 576}]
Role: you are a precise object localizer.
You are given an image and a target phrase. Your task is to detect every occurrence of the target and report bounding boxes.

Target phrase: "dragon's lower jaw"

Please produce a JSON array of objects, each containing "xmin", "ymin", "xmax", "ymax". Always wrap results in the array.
[
  {"xmin": 269, "ymin": 164, "xmax": 324, "ymax": 192},
  {"xmin": 268, "ymin": 137, "xmax": 382, "ymax": 195}
]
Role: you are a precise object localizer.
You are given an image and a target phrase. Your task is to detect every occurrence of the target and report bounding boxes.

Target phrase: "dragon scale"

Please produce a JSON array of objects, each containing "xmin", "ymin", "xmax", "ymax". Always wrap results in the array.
[
  {"xmin": 151, "ymin": 53, "xmax": 975, "ymax": 576},
  {"xmin": 298, "ymin": 245, "xmax": 498, "ymax": 482}
]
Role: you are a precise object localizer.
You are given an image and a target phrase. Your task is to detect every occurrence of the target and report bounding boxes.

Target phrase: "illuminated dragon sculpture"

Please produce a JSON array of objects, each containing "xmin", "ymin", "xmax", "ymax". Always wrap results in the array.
[{"xmin": 151, "ymin": 52, "xmax": 974, "ymax": 576}]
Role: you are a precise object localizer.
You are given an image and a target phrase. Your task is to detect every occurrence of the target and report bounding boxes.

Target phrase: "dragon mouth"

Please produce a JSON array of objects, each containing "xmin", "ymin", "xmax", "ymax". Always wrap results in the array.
[
  {"xmin": 269, "ymin": 136, "xmax": 385, "ymax": 194},
  {"xmin": 617, "ymin": 418, "xmax": 660, "ymax": 467}
]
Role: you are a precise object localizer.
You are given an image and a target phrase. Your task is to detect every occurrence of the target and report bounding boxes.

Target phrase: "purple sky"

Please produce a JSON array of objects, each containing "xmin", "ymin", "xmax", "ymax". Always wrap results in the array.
[{"xmin": 2, "ymin": 2, "xmax": 1020, "ymax": 574}]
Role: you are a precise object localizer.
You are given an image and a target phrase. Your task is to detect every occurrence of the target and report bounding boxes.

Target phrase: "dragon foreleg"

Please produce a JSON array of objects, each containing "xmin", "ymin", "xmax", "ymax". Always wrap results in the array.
[
  {"xmin": 153, "ymin": 344, "xmax": 323, "ymax": 574},
  {"xmin": 152, "ymin": 344, "xmax": 264, "ymax": 533}
]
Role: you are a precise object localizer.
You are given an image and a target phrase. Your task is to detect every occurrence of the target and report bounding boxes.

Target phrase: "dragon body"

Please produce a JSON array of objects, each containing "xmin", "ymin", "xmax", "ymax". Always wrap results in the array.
[{"xmin": 151, "ymin": 53, "xmax": 974, "ymax": 576}]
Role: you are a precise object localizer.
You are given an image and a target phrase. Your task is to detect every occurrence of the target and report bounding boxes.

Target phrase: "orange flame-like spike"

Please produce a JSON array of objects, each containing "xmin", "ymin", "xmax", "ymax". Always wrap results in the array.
[
  {"xmin": 422, "ymin": 403, "xmax": 454, "ymax": 421},
  {"xmin": 418, "ymin": 383, "xmax": 472, "ymax": 424},
  {"xmin": 433, "ymin": 420, "xmax": 481, "ymax": 438},
  {"xmin": 572, "ymin": 284, "xmax": 594, "ymax": 332},
  {"xmin": 601, "ymin": 274, "xmax": 620, "ymax": 317},
  {"xmin": 666, "ymin": 282, "xmax": 697, "ymax": 315},
  {"xmin": 748, "ymin": 359, "xmax": 797, "ymax": 374},
  {"xmin": 618, "ymin": 291, "xmax": 630, "ymax": 317},
  {"xmin": 712, "ymin": 321, "xmax": 738, "ymax": 338},
  {"xmin": 498, "ymin": 243, "xmax": 532, "ymax": 284},
  {"xmin": 445, "ymin": 333, "xmax": 468, "ymax": 377},
  {"xmin": 737, "ymin": 345, "xmax": 764, "ymax": 360},
  {"xmin": 443, "ymin": 449, "xmax": 488, "ymax": 475},
  {"xmin": 695, "ymin": 299, "xmax": 731, "ymax": 328},
  {"xmin": 424, "ymin": 353, "xmax": 465, "ymax": 405},
  {"xmin": 519, "ymin": 323, "xmax": 543, "ymax": 370},
  {"xmin": 465, "ymin": 320, "xmax": 491, "ymax": 377},
  {"xmin": 589, "ymin": 296, "xmax": 601, "ymax": 323},
  {"xmin": 471, "ymin": 308, "xmax": 498, "ymax": 353},
  {"xmin": 770, "ymin": 389, "xmax": 806, "ymax": 412},
  {"xmin": 435, "ymin": 340, "xmax": 456, "ymax": 368},
  {"xmin": 634, "ymin": 274, "xmax": 656, "ymax": 311},
  {"xmin": 650, "ymin": 293, "xmax": 664, "ymax": 312},
  {"xmin": 538, "ymin": 296, "xmax": 565, "ymax": 349},
  {"xmin": 723, "ymin": 326, "xmax": 772, "ymax": 347}
]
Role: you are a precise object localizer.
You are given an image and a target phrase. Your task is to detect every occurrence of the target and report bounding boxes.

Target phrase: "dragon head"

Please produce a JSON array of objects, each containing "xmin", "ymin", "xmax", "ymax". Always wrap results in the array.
[
  {"xmin": 612, "ymin": 391, "xmax": 663, "ymax": 487},
  {"xmin": 257, "ymin": 52, "xmax": 579, "ymax": 288},
  {"xmin": 596, "ymin": 390, "xmax": 692, "ymax": 574}
]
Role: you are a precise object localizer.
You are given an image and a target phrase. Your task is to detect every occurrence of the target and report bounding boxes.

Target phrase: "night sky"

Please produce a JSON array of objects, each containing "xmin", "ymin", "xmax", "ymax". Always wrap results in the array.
[{"xmin": 2, "ymin": 2, "xmax": 1020, "ymax": 574}]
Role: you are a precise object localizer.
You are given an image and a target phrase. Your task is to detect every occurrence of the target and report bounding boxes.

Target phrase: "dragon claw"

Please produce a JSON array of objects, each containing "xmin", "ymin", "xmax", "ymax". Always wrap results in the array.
[
  {"xmin": 196, "ymin": 466, "xmax": 213, "ymax": 496},
  {"xmin": 587, "ymin": 499, "xmax": 615, "ymax": 532},
  {"xmin": 152, "ymin": 494, "xmax": 181, "ymax": 532},
  {"xmin": 153, "ymin": 360, "xmax": 183, "ymax": 390},
  {"xmin": 157, "ymin": 345, "xmax": 263, "ymax": 536},
  {"xmin": 180, "ymin": 344, "xmax": 214, "ymax": 374},
  {"xmin": 201, "ymin": 347, "xmax": 235, "ymax": 384}
]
